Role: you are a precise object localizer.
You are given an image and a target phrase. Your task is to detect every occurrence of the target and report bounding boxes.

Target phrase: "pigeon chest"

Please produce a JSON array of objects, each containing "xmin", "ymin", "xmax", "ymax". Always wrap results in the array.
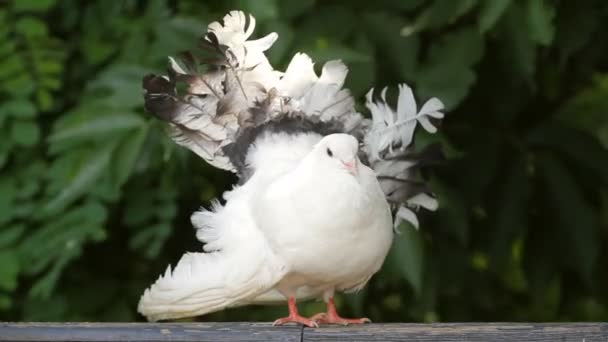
[{"xmin": 263, "ymin": 173, "xmax": 393, "ymax": 285}]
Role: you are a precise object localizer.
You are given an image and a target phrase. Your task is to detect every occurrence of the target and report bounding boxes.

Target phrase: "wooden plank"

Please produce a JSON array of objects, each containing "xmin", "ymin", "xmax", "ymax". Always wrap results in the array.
[
  {"xmin": 303, "ymin": 323, "xmax": 608, "ymax": 342},
  {"xmin": 0, "ymin": 322, "xmax": 302, "ymax": 342},
  {"xmin": 2, "ymin": 322, "xmax": 608, "ymax": 341}
]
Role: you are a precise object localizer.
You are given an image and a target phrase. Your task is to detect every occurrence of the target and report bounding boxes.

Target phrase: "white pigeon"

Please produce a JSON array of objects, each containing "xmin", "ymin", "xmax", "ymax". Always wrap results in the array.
[{"xmin": 137, "ymin": 11, "xmax": 445, "ymax": 326}]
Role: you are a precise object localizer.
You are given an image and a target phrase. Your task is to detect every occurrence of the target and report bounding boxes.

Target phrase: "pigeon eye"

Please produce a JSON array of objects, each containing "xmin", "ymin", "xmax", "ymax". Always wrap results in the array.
[{"xmin": 326, "ymin": 148, "xmax": 333, "ymax": 157}]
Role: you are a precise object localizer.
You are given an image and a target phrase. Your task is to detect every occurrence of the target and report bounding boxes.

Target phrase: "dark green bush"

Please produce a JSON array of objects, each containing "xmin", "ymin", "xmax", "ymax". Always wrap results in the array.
[{"xmin": 1, "ymin": 0, "xmax": 607, "ymax": 322}]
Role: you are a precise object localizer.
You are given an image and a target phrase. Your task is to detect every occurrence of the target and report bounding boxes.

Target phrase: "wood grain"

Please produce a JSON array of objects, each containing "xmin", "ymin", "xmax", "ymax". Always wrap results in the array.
[
  {"xmin": 304, "ymin": 323, "xmax": 608, "ymax": 342},
  {"xmin": 0, "ymin": 322, "xmax": 302, "ymax": 342},
  {"xmin": 1, "ymin": 322, "xmax": 607, "ymax": 342}
]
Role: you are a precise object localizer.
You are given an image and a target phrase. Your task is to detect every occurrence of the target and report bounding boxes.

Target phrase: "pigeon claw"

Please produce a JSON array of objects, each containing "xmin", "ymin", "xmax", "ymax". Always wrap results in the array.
[
  {"xmin": 273, "ymin": 315, "xmax": 319, "ymax": 328},
  {"xmin": 310, "ymin": 312, "xmax": 371, "ymax": 325},
  {"xmin": 274, "ymin": 296, "xmax": 319, "ymax": 328},
  {"xmin": 310, "ymin": 297, "xmax": 372, "ymax": 325}
]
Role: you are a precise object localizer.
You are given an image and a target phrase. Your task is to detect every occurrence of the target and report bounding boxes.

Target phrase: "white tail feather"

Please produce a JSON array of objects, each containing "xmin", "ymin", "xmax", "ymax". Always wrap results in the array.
[
  {"xmin": 138, "ymin": 184, "xmax": 287, "ymax": 321},
  {"xmin": 364, "ymin": 84, "xmax": 445, "ymax": 161},
  {"xmin": 137, "ymin": 247, "xmax": 285, "ymax": 321},
  {"xmin": 280, "ymin": 53, "xmax": 317, "ymax": 99},
  {"xmin": 300, "ymin": 60, "xmax": 352, "ymax": 118}
]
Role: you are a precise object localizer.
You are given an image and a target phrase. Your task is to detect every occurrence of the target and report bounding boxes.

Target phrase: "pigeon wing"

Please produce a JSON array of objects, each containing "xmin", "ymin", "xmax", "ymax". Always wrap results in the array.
[{"xmin": 138, "ymin": 183, "xmax": 288, "ymax": 321}]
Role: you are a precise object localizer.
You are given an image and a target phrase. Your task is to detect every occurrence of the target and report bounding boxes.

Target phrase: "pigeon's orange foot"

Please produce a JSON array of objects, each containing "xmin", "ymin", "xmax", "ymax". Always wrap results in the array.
[
  {"xmin": 273, "ymin": 315, "xmax": 319, "ymax": 328},
  {"xmin": 273, "ymin": 296, "xmax": 319, "ymax": 328},
  {"xmin": 310, "ymin": 312, "xmax": 371, "ymax": 325},
  {"xmin": 310, "ymin": 297, "xmax": 372, "ymax": 325}
]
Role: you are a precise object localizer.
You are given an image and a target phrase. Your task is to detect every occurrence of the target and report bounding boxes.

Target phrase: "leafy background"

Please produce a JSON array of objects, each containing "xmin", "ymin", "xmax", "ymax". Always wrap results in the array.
[{"xmin": 1, "ymin": 0, "xmax": 607, "ymax": 322}]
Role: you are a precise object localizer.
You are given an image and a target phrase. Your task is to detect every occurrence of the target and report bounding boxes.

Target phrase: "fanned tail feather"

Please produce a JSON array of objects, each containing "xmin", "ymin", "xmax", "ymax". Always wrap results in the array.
[
  {"xmin": 363, "ymin": 85, "xmax": 445, "ymax": 230},
  {"xmin": 142, "ymin": 11, "xmax": 364, "ymax": 179}
]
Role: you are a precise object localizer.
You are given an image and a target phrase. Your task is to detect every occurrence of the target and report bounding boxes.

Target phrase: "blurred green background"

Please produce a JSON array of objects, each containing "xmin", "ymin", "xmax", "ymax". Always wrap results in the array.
[{"xmin": 1, "ymin": 0, "xmax": 608, "ymax": 322}]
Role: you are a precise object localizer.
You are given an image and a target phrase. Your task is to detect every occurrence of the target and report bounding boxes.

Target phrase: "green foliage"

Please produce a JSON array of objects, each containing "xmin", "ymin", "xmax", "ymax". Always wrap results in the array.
[{"xmin": 1, "ymin": 0, "xmax": 607, "ymax": 323}]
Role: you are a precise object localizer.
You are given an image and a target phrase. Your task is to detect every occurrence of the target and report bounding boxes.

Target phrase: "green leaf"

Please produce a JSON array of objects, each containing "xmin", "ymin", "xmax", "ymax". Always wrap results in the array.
[
  {"xmin": 416, "ymin": 64, "xmax": 476, "ymax": 110},
  {"xmin": 2, "ymin": 99, "xmax": 37, "ymax": 118},
  {"xmin": 496, "ymin": 3, "xmax": 537, "ymax": 85},
  {"xmin": 538, "ymin": 153, "xmax": 599, "ymax": 284},
  {"xmin": 12, "ymin": 0, "xmax": 56, "ymax": 12},
  {"xmin": 85, "ymin": 65, "xmax": 148, "ymax": 109},
  {"xmin": 15, "ymin": 17, "xmax": 48, "ymax": 38},
  {"xmin": 556, "ymin": 74, "xmax": 608, "ymax": 148},
  {"xmin": 297, "ymin": 5, "xmax": 356, "ymax": 43},
  {"xmin": 451, "ymin": 0, "xmax": 478, "ymax": 23},
  {"xmin": 21, "ymin": 201, "xmax": 107, "ymax": 277},
  {"xmin": 36, "ymin": 89, "xmax": 53, "ymax": 111},
  {"xmin": 527, "ymin": 122, "xmax": 608, "ymax": 186},
  {"xmin": 111, "ymin": 124, "xmax": 149, "ymax": 188},
  {"xmin": 307, "ymin": 43, "xmax": 371, "ymax": 64},
  {"xmin": 0, "ymin": 55, "xmax": 24, "ymax": 80},
  {"xmin": 523, "ymin": 226, "xmax": 558, "ymax": 298},
  {"xmin": 0, "ymin": 142, "xmax": 9, "ymax": 169},
  {"xmin": 0, "ymin": 293, "xmax": 11, "ymax": 310},
  {"xmin": 526, "ymin": 0, "xmax": 556, "ymax": 46},
  {"xmin": 48, "ymin": 112, "xmax": 144, "ymax": 144},
  {"xmin": 156, "ymin": 201, "xmax": 177, "ymax": 221},
  {"xmin": 10, "ymin": 120, "xmax": 40, "ymax": 146},
  {"xmin": 345, "ymin": 34, "xmax": 376, "ymax": 97},
  {"xmin": 417, "ymin": 27, "xmax": 484, "ymax": 109},
  {"xmin": 129, "ymin": 223, "xmax": 171, "ymax": 259},
  {"xmin": 0, "ymin": 250, "xmax": 19, "ymax": 291},
  {"xmin": 2, "ymin": 73, "xmax": 35, "ymax": 97},
  {"xmin": 478, "ymin": 0, "xmax": 512, "ymax": 33},
  {"xmin": 38, "ymin": 60, "xmax": 62, "ymax": 75},
  {"xmin": 40, "ymin": 76, "xmax": 60, "ymax": 90},
  {"xmin": 265, "ymin": 20, "xmax": 294, "ymax": 65},
  {"xmin": 22, "ymin": 296, "xmax": 68, "ymax": 321},
  {"xmin": 408, "ymin": 0, "xmax": 478, "ymax": 33},
  {"xmin": 391, "ymin": 224, "xmax": 425, "ymax": 296},
  {"xmin": 16, "ymin": 177, "xmax": 40, "ymax": 200},
  {"xmin": 81, "ymin": 39, "xmax": 116, "ymax": 66},
  {"xmin": 449, "ymin": 143, "xmax": 499, "ymax": 203},
  {"xmin": 0, "ymin": 224, "xmax": 26, "ymax": 249},
  {"xmin": 433, "ymin": 181, "xmax": 470, "ymax": 245},
  {"xmin": 489, "ymin": 157, "xmax": 530, "ymax": 269},
  {"xmin": 554, "ymin": 2, "xmax": 600, "ymax": 64},
  {"xmin": 0, "ymin": 178, "xmax": 16, "ymax": 224},
  {"xmin": 363, "ymin": 12, "xmax": 419, "ymax": 79},
  {"xmin": 415, "ymin": 130, "xmax": 464, "ymax": 160},
  {"xmin": 42, "ymin": 144, "xmax": 114, "ymax": 215},
  {"xmin": 122, "ymin": 191, "xmax": 156, "ymax": 227},
  {"xmin": 29, "ymin": 251, "xmax": 73, "ymax": 299},
  {"xmin": 279, "ymin": 0, "xmax": 315, "ymax": 18},
  {"xmin": 428, "ymin": 27, "xmax": 485, "ymax": 67},
  {"xmin": 0, "ymin": 37, "xmax": 17, "ymax": 58},
  {"xmin": 148, "ymin": 17, "xmax": 205, "ymax": 64},
  {"xmin": 237, "ymin": 0, "xmax": 279, "ymax": 21},
  {"xmin": 531, "ymin": 278, "xmax": 561, "ymax": 320}
]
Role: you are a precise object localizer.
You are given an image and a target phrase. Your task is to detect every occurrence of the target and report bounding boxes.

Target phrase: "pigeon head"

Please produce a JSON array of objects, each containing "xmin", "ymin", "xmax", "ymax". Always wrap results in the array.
[{"xmin": 314, "ymin": 134, "xmax": 360, "ymax": 175}]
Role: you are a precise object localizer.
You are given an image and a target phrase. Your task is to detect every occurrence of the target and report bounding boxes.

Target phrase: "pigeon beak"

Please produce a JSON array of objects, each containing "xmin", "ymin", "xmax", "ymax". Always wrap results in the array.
[{"xmin": 342, "ymin": 159, "xmax": 358, "ymax": 175}]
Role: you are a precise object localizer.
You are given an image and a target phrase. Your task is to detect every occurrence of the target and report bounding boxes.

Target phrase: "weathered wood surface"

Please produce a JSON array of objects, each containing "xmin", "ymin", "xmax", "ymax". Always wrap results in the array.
[
  {"xmin": 0, "ymin": 323, "xmax": 301, "ymax": 342},
  {"xmin": 1, "ymin": 322, "xmax": 607, "ymax": 342},
  {"xmin": 304, "ymin": 323, "xmax": 608, "ymax": 341}
]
